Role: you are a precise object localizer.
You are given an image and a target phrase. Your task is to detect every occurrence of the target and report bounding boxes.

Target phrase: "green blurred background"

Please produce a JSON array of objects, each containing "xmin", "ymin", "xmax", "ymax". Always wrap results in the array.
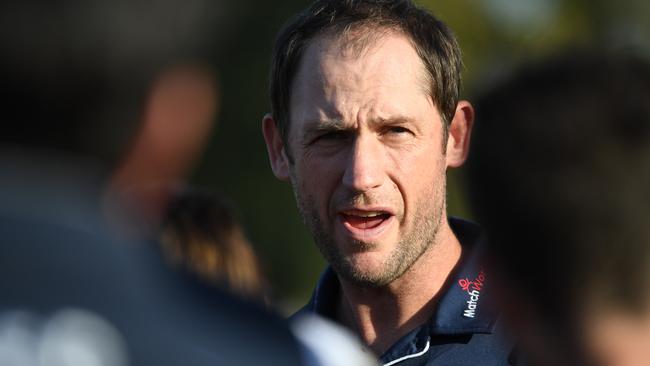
[{"xmin": 190, "ymin": 0, "xmax": 649, "ymax": 311}]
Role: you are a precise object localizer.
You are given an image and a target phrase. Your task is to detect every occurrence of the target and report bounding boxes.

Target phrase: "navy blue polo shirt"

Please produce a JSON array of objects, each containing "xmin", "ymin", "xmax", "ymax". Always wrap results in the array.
[{"xmin": 295, "ymin": 218, "xmax": 519, "ymax": 366}]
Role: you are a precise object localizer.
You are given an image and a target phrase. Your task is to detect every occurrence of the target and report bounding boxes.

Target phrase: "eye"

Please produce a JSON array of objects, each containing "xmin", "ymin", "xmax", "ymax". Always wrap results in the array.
[
  {"xmin": 385, "ymin": 126, "xmax": 412, "ymax": 135},
  {"xmin": 321, "ymin": 131, "xmax": 346, "ymax": 139},
  {"xmin": 313, "ymin": 131, "xmax": 348, "ymax": 144}
]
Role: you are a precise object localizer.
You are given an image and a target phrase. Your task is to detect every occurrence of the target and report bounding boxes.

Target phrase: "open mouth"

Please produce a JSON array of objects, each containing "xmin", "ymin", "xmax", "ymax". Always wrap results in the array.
[{"xmin": 340, "ymin": 210, "xmax": 392, "ymax": 230}]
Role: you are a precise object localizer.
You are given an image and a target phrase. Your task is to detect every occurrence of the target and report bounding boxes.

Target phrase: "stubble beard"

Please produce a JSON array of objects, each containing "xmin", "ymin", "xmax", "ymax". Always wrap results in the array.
[{"xmin": 292, "ymin": 177, "xmax": 447, "ymax": 288}]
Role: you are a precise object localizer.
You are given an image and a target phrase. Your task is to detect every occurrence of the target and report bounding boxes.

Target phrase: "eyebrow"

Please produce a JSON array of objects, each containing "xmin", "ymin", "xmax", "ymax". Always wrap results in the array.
[
  {"xmin": 368, "ymin": 115, "xmax": 417, "ymax": 128},
  {"xmin": 310, "ymin": 115, "xmax": 416, "ymax": 129},
  {"xmin": 302, "ymin": 118, "xmax": 347, "ymax": 138},
  {"xmin": 302, "ymin": 115, "xmax": 418, "ymax": 140},
  {"xmin": 312, "ymin": 118, "xmax": 347, "ymax": 129}
]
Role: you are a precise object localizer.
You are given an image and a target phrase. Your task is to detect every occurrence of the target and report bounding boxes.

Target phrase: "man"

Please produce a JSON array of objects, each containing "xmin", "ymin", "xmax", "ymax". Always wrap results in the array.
[
  {"xmin": 468, "ymin": 50, "xmax": 650, "ymax": 366},
  {"xmin": 263, "ymin": 0, "xmax": 517, "ymax": 364},
  {"xmin": 0, "ymin": 1, "xmax": 304, "ymax": 364}
]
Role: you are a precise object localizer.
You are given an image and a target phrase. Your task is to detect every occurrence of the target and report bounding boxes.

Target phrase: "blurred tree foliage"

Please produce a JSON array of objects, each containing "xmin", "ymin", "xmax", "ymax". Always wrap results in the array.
[{"xmin": 192, "ymin": 0, "xmax": 649, "ymax": 311}]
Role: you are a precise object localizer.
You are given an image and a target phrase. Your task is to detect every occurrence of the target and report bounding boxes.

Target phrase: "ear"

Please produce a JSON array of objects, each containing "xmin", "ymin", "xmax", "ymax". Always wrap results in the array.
[
  {"xmin": 446, "ymin": 100, "xmax": 474, "ymax": 168},
  {"xmin": 262, "ymin": 113, "xmax": 290, "ymax": 181}
]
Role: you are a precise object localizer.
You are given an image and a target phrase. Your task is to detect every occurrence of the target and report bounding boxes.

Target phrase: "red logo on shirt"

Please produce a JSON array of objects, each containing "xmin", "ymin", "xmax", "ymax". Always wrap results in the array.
[
  {"xmin": 459, "ymin": 270, "xmax": 485, "ymax": 318},
  {"xmin": 458, "ymin": 271, "xmax": 485, "ymax": 292}
]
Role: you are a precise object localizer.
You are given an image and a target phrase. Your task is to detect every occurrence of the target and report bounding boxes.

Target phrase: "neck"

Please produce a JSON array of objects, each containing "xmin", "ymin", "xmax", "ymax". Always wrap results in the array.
[{"xmin": 336, "ymin": 218, "xmax": 462, "ymax": 355}]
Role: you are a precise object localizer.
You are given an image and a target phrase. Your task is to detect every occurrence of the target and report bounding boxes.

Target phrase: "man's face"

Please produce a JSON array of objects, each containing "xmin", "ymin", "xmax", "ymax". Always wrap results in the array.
[{"xmin": 280, "ymin": 31, "xmax": 452, "ymax": 287}]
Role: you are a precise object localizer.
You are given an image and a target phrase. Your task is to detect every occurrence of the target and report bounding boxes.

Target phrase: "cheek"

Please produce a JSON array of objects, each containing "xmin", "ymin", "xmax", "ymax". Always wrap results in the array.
[
  {"xmin": 299, "ymin": 149, "xmax": 348, "ymax": 180},
  {"xmin": 389, "ymin": 146, "xmax": 445, "ymax": 189},
  {"xmin": 389, "ymin": 137, "xmax": 443, "ymax": 168},
  {"xmin": 394, "ymin": 155, "xmax": 446, "ymax": 215},
  {"xmin": 292, "ymin": 160, "xmax": 335, "ymax": 204}
]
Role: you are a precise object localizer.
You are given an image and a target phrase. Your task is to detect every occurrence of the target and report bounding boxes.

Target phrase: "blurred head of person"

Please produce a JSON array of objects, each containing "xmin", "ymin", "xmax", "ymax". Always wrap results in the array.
[
  {"xmin": 0, "ymin": 0, "xmax": 221, "ymax": 164},
  {"xmin": 107, "ymin": 64, "xmax": 219, "ymax": 235},
  {"xmin": 0, "ymin": 0, "xmax": 223, "ymax": 242},
  {"xmin": 0, "ymin": 0, "xmax": 222, "ymax": 236},
  {"xmin": 160, "ymin": 189, "xmax": 269, "ymax": 302},
  {"xmin": 468, "ymin": 50, "xmax": 650, "ymax": 366}
]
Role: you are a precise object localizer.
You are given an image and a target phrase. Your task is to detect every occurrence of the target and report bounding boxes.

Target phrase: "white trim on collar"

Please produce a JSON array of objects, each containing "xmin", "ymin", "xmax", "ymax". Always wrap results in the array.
[{"xmin": 382, "ymin": 338, "xmax": 431, "ymax": 366}]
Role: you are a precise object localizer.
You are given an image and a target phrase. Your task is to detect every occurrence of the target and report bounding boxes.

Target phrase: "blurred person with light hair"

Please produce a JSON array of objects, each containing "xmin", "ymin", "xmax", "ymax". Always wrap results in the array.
[
  {"xmin": 468, "ymin": 50, "xmax": 650, "ymax": 366},
  {"xmin": 160, "ymin": 189, "xmax": 269, "ymax": 301}
]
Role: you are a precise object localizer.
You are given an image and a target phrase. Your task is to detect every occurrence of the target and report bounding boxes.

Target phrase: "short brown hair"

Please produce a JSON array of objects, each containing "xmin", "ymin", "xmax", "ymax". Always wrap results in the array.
[{"xmin": 269, "ymin": 0, "xmax": 463, "ymax": 145}]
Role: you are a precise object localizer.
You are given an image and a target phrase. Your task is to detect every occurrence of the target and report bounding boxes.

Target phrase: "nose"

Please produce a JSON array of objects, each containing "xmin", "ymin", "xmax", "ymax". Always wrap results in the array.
[{"xmin": 341, "ymin": 134, "xmax": 384, "ymax": 192}]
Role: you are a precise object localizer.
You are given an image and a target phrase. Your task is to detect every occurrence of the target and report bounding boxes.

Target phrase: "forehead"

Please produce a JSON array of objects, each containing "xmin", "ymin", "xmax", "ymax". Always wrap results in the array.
[{"xmin": 289, "ymin": 30, "xmax": 433, "ymax": 128}]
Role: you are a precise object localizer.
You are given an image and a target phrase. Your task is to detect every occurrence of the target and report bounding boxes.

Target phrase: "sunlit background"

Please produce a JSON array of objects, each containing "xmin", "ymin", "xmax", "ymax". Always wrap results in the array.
[{"xmin": 183, "ymin": 0, "xmax": 650, "ymax": 311}]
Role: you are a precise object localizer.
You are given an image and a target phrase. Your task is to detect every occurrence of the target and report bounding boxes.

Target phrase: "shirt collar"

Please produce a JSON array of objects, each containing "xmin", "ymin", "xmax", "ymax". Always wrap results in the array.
[
  {"xmin": 305, "ymin": 217, "xmax": 498, "ymax": 336},
  {"xmin": 428, "ymin": 217, "xmax": 498, "ymax": 335}
]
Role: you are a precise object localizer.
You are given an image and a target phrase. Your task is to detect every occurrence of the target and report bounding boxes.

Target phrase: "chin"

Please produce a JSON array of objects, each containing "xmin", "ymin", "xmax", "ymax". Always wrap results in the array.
[
  {"xmin": 336, "ymin": 253, "xmax": 394, "ymax": 287},
  {"xmin": 346, "ymin": 249, "xmax": 385, "ymax": 269}
]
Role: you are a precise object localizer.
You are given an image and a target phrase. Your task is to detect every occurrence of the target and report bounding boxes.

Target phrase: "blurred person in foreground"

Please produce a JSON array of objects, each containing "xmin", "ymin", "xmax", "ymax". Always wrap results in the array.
[
  {"xmin": 0, "ymin": 0, "xmax": 305, "ymax": 364},
  {"xmin": 262, "ymin": 0, "xmax": 519, "ymax": 364},
  {"xmin": 468, "ymin": 50, "xmax": 650, "ymax": 366}
]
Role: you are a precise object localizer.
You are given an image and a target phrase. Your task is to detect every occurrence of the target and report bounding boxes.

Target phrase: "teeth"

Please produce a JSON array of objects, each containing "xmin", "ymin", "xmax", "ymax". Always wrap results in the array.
[{"xmin": 343, "ymin": 211, "xmax": 385, "ymax": 218}]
